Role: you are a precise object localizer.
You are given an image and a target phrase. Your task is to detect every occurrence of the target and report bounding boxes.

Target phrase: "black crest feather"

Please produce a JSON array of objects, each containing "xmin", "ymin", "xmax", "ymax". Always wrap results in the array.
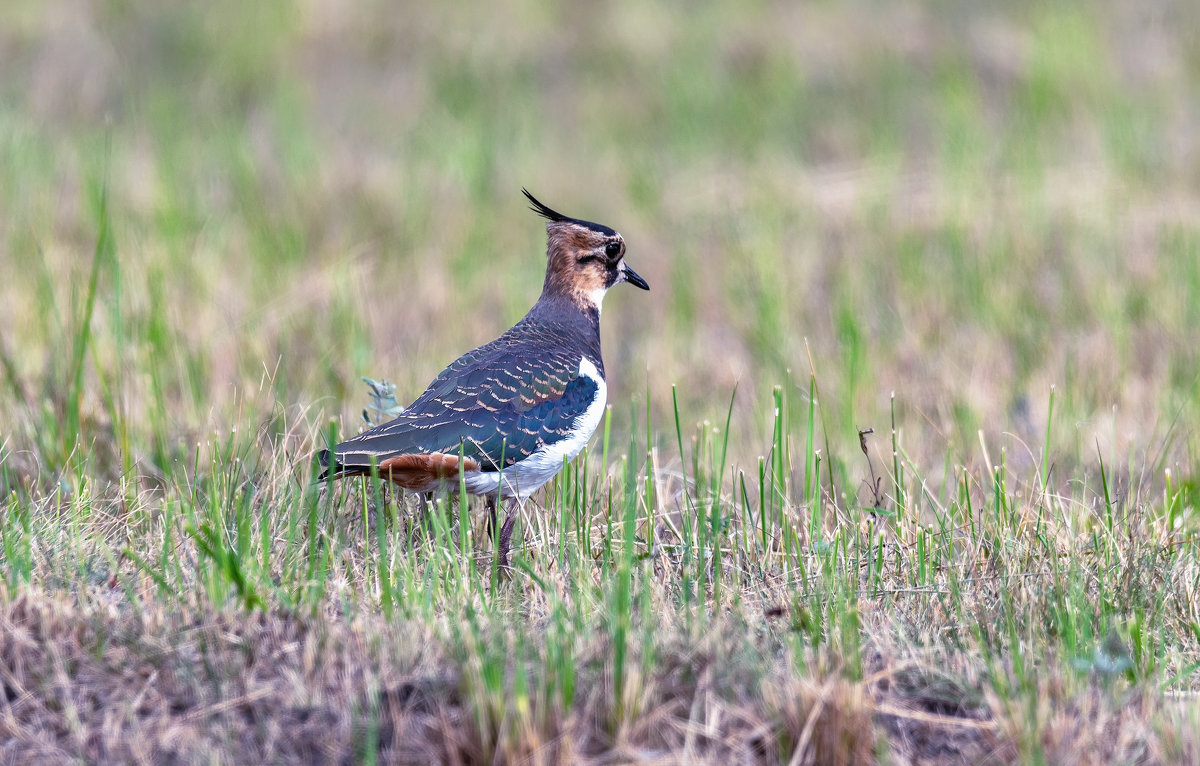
[
  {"xmin": 521, "ymin": 188, "xmax": 617, "ymax": 236},
  {"xmin": 522, "ymin": 188, "xmax": 570, "ymax": 223}
]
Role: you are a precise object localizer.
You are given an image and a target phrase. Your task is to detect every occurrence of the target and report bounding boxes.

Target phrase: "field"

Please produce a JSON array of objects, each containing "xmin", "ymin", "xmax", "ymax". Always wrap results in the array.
[{"xmin": 2, "ymin": 1, "xmax": 1199, "ymax": 763}]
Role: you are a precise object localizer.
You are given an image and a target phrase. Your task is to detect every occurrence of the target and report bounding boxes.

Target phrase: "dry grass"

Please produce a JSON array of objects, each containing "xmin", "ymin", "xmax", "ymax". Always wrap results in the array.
[
  {"xmin": 0, "ymin": 591, "xmax": 987, "ymax": 765},
  {"xmin": 3, "ymin": 584, "xmax": 1192, "ymax": 764}
]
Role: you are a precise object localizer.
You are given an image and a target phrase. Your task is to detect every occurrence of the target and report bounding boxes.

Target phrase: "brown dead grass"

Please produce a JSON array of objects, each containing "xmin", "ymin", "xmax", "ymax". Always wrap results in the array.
[{"xmin": 1, "ymin": 588, "xmax": 1194, "ymax": 765}]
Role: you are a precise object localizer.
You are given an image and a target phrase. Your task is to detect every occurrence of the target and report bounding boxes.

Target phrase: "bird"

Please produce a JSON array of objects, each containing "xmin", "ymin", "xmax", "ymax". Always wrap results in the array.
[{"xmin": 319, "ymin": 189, "xmax": 649, "ymax": 562}]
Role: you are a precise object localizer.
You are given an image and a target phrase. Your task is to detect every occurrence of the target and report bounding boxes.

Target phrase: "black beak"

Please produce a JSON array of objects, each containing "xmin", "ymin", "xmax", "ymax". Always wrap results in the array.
[{"xmin": 622, "ymin": 264, "xmax": 650, "ymax": 290}]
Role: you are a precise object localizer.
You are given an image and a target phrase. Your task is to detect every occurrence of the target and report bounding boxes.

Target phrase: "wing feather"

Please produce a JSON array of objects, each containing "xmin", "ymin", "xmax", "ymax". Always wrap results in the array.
[{"xmin": 333, "ymin": 339, "xmax": 598, "ymax": 472}]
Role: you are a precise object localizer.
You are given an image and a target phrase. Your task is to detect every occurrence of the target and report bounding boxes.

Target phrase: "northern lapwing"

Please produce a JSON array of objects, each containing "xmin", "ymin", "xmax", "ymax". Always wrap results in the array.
[{"xmin": 319, "ymin": 190, "xmax": 649, "ymax": 563}]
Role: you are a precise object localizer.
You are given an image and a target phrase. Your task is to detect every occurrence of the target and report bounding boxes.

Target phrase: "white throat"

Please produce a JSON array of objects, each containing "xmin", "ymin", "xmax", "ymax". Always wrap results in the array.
[{"xmin": 584, "ymin": 286, "xmax": 608, "ymax": 315}]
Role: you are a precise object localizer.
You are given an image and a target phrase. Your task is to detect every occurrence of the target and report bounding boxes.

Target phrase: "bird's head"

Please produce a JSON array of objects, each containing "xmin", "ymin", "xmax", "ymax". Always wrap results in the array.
[{"xmin": 524, "ymin": 189, "xmax": 649, "ymax": 313}]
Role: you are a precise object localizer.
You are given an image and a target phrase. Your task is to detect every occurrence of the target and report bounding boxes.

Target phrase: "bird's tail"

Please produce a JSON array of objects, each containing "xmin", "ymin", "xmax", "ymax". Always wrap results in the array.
[
  {"xmin": 315, "ymin": 448, "xmax": 340, "ymax": 482},
  {"xmin": 314, "ymin": 448, "xmax": 378, "ymax": 482}
]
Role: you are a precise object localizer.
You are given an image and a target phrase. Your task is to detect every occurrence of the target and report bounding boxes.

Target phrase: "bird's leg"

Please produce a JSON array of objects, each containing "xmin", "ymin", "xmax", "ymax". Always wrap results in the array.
[{"xmin": 496, "ymin": 500, "xmax": 518, "ymax": 570}]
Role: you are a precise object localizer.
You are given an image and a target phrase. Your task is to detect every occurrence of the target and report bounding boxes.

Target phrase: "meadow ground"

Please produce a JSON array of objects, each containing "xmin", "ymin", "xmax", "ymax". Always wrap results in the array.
[{"xmin": 1, "ymin": 1, "xmax": 1199, "ymax": 763}]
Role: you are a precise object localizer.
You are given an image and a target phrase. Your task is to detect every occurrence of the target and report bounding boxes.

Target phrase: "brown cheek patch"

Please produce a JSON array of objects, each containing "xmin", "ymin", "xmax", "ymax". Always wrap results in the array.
[
  {"xmin": 377, "ymin": 453, "xmax": 481, "ymax": 490},
  {"xmin": 544, "ymin": 224, "xmax": 613, "ymax": 307},
  {"xmin": 546, "ymin": 228, "xmax": 599, "ymax": 276}
]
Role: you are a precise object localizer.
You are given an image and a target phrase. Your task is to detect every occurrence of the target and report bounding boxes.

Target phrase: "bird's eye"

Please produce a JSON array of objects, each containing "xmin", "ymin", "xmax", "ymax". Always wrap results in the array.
[{"xmin": 605, "ymin": 242, "xmax": 621, "ymax": 258}]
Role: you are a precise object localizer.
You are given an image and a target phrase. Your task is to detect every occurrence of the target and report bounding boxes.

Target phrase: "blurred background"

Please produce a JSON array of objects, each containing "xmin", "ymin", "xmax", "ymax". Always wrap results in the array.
[{"xmin": 1, "ymin": 0, "xmax": 1198, "ymax": 493}]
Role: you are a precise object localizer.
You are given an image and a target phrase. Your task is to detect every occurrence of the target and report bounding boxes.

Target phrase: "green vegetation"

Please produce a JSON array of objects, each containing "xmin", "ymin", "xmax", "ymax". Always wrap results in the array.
[{"xmin": 1, "ymin": 1, "xmax": 1198, "ymax": 762}]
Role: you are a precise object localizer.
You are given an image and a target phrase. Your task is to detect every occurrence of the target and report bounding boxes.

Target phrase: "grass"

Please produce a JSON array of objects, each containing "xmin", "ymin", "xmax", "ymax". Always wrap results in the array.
[{"xmin": 2, "ymin": 0, "xmax": 1199, "ymax": 762}]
